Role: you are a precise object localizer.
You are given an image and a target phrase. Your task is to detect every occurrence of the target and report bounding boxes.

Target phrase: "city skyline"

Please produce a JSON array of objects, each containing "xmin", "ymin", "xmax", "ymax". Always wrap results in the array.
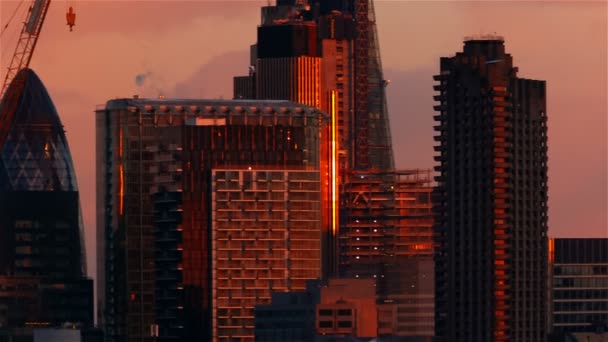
[{"xmin": 1, "ymin": 0, "xmax": 605, "ymax": 280}]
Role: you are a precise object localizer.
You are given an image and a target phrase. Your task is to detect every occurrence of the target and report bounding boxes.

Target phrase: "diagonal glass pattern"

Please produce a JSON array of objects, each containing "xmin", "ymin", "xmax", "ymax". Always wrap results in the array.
[{"xmin": 0, "ymin": 68, "xmax": 77, "ymax": 192}]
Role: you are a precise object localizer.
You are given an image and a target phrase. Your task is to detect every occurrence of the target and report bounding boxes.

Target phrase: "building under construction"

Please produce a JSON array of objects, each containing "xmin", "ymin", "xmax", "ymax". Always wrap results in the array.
[
  {"xmin": 233, "ymin": 2, "xmax": 434, "ymax": 338},
  {"xmin": 340, "ymin": 169, "xmax": 434, "ymax": 337}
]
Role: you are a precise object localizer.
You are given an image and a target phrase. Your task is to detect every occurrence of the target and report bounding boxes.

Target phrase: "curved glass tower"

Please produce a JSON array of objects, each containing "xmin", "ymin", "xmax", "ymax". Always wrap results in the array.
[
  {"xmin": 0, "ymin": 68, "xmax": 78, "ymax": 193},
  {"xmin": 0, "ymin": 68, "xmax": 92, "ymax": 329}
]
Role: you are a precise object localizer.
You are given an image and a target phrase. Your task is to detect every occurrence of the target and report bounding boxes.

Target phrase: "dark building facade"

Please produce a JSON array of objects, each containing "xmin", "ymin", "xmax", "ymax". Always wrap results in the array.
[
  {"xmin": 433, "ymin": 36, "xmax": 548, "ymax": 341},
  {"xmin": 96, "ymin": 99, "xmax": 330, "ymax": 342},
  {"xmin": 234, "ymin": 75, "xmax": 255, "ymax": 100},
  {"xmin": 0, "ymin": 69, "xmax": 92, "ymax": 331},
  {"xmin": 550, "ymin": 238, "xmax": 608, "ymax": 338},
  {"xmin": 255, "ymin": 22, "xmax": 321, "ymax": 109},
  {"xmin": 254, "ymin": 280, "xmax": 321, "ymax": 342}
]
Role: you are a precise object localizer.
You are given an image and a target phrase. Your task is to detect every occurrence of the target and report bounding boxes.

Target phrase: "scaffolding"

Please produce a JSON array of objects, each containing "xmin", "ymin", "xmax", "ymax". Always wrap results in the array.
[
  {"xmin": 339, "ymin": 169, "xmax": 434, "ymax": 277},
  {"xmin": 338, "ymin": 169, "xmax": 434, "ymax": 336}
]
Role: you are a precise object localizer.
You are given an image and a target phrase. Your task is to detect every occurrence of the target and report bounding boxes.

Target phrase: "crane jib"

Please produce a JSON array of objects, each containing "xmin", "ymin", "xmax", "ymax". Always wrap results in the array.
[
  {"xmin": 1, "ymin": 0, "xmax": 51, "ymax": 100},
  {"xmin": 26, "ymin": 0, "xmax": 46, "ymax": 34}
]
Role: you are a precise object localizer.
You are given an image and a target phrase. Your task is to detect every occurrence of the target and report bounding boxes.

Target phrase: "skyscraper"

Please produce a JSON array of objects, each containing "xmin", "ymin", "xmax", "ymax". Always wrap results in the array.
[
  {"xmin": 256, "ymin": 22, "xmax": 321, "ymax": 109},
  {"xmin": 0, "ymin": 68, "xmax": 92, "ymax": 331},
  {"xmin": 96, "ymin": 98, "xmax": 330, "ymax": 341},
  {"xmin": 233, "ymin": 3, "xmax": 436, "ymax": 338},
  {"xmin": 233, "ymin": 0, "xmax": 347, "ymax": 281},
  {"xmin": 234, "ymin": 0, "xmax": 393, "ymax": 173},
  {"xmin": 433, "ymin": 36, "xmax": 549, "ymax": 341}
]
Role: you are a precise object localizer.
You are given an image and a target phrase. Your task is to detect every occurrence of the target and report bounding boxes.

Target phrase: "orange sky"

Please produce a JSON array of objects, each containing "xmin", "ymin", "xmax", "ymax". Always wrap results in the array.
[{"xmin": 1, "ymin": 0, "xmax": 606, "ymax": 278}]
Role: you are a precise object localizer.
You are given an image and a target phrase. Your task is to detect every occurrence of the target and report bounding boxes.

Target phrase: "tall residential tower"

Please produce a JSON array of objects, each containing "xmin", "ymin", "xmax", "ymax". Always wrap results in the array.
[{"xmin": 433, "ymin": 36, "xmax": 549, "ymax": 341}]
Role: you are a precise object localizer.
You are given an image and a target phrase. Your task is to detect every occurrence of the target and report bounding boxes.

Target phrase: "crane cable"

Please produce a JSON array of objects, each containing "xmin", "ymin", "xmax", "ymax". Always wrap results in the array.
[{"xmin": 0, "ymin": 0, "xmax": 27, "ymax": 37}]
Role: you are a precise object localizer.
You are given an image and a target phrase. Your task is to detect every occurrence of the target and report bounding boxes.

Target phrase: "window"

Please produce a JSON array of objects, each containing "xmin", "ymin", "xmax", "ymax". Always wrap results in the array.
[
  {"xmin": 15, "ymin": 220, "xmax": 33, "ymax": 229},
  {"xmin": 338, "ymin": 321, "xmax": 352, "ymax": 328},
  {"xmin": 319, "ymin": 321, "xmax": 332, "ymax": 328},
  {"xmin": 319, "ymin": 309, "xmax": 332, "ymax": 316},
  {"xmin": 337, "ymin": 309, "xmax": 352, "ymax": 316}
]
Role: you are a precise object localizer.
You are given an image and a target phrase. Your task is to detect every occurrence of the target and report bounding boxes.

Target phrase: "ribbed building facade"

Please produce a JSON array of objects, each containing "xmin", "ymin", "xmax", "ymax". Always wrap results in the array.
[
  {"xmin": 96, "ymin": 99, "xmax": 330, "ymax": 342},
  {"xmin": 433, "ymin": 36, "xmax": 548, "ymax": 341},
  {"xmin": 256, "ymin": 57, "xmax": 321, "ymax": 108},
  {"xmin": 0, "ymin": 69, "xmax": 92, "ymax": 331},
  {"xmin": 234, "ymin": 75, "xmax": 256, "ymax": 100},
  {"xmin": 255, "ymin": 22, "xmax": 321, "ymax": 109}
]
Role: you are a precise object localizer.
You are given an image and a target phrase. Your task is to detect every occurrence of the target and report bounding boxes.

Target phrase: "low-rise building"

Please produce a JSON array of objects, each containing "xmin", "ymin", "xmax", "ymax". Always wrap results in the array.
[
  {"xmin": 550, "ymin": 238, "xmax": 608, "ymax": 341},
  {"xmin": 254, "ymin": 278, "xmax": 397, "ymax": 341}
]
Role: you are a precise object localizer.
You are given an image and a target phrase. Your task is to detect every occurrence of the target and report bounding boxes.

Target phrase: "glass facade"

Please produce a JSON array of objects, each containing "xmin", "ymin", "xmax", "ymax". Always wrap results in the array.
[
  {"xmin": 551, "ymin": 238, "xmax": 608, "ymax": 334},
  {"xmin": 97, "ymin": 99, "xmax": 329, "ymax": 342},
  {"xmin": 0, "ymin": 69, "xmax": 77, "ymax": 192},
  {"xmin": 0, "ymin": 68, "xmax": 91, "ymax": 330}
]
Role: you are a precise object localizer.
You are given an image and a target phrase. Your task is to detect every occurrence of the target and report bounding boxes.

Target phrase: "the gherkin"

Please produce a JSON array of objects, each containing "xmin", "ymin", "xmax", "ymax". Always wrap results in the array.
[
  {"xmin": 0, "ymin": 68, "xmax": 78, "ymax": 193},
  {"xmin": 0, "ymin": 68, "xmax": 92, "ymax": 329}
]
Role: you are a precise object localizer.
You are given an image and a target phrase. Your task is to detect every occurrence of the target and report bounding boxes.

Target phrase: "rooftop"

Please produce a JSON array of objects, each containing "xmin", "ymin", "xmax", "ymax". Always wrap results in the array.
[
  {"xmin": 100, "ymin": 98, "xmax": 329, "ymax": 118},
  {"xmin": 464, "ymin": 33, "xmax": 505, "ymax": 42}
]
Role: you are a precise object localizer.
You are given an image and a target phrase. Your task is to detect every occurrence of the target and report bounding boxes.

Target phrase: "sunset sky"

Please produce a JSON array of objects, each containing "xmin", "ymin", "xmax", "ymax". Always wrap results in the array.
[{"xmin": 1, "ymin": 0, "xmax": 606, "ymax": 277}]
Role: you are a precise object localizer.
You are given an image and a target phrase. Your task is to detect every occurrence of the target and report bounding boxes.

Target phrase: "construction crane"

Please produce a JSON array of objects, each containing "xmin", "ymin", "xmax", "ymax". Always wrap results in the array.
[
  {"xmin": 0, "ymin": 0, "xmax": 75, "ymax": 149},
  {"xmin": 1, "ymin": 0, "xmax": 52, "ymax": 99},
  {"xmin": 353, "ymin": 0, "xmax": 394, "ymax": 172},
  {"xmin": 354, "ymin": 0, "xmax": 370, "ymax": 170}
]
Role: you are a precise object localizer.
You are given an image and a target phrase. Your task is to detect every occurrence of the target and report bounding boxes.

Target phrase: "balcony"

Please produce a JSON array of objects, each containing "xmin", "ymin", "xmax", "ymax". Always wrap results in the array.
[{"xmin": 494, "ymin": 233, "xmax": 509, "ymax": 240}]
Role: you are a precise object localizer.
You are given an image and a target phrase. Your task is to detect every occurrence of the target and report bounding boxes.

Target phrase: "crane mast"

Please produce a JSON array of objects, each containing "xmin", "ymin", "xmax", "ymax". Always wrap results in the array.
[
  {"xmin": 0, "ymin": 0, "xmax": 51, "ymax": 148},
  {"xmin": 1, "ymin": 0, "xmax": 51, "ymax": 98},
  {"xmin": 354, "ymin": 0, "xmax": 370, "ymax": 169}
]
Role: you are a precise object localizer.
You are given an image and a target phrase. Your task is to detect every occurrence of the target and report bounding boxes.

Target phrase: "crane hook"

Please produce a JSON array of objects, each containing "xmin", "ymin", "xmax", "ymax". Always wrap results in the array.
[{"xmin": 66, "ymin": 6, "xmax": 76, "ymax": 31}]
